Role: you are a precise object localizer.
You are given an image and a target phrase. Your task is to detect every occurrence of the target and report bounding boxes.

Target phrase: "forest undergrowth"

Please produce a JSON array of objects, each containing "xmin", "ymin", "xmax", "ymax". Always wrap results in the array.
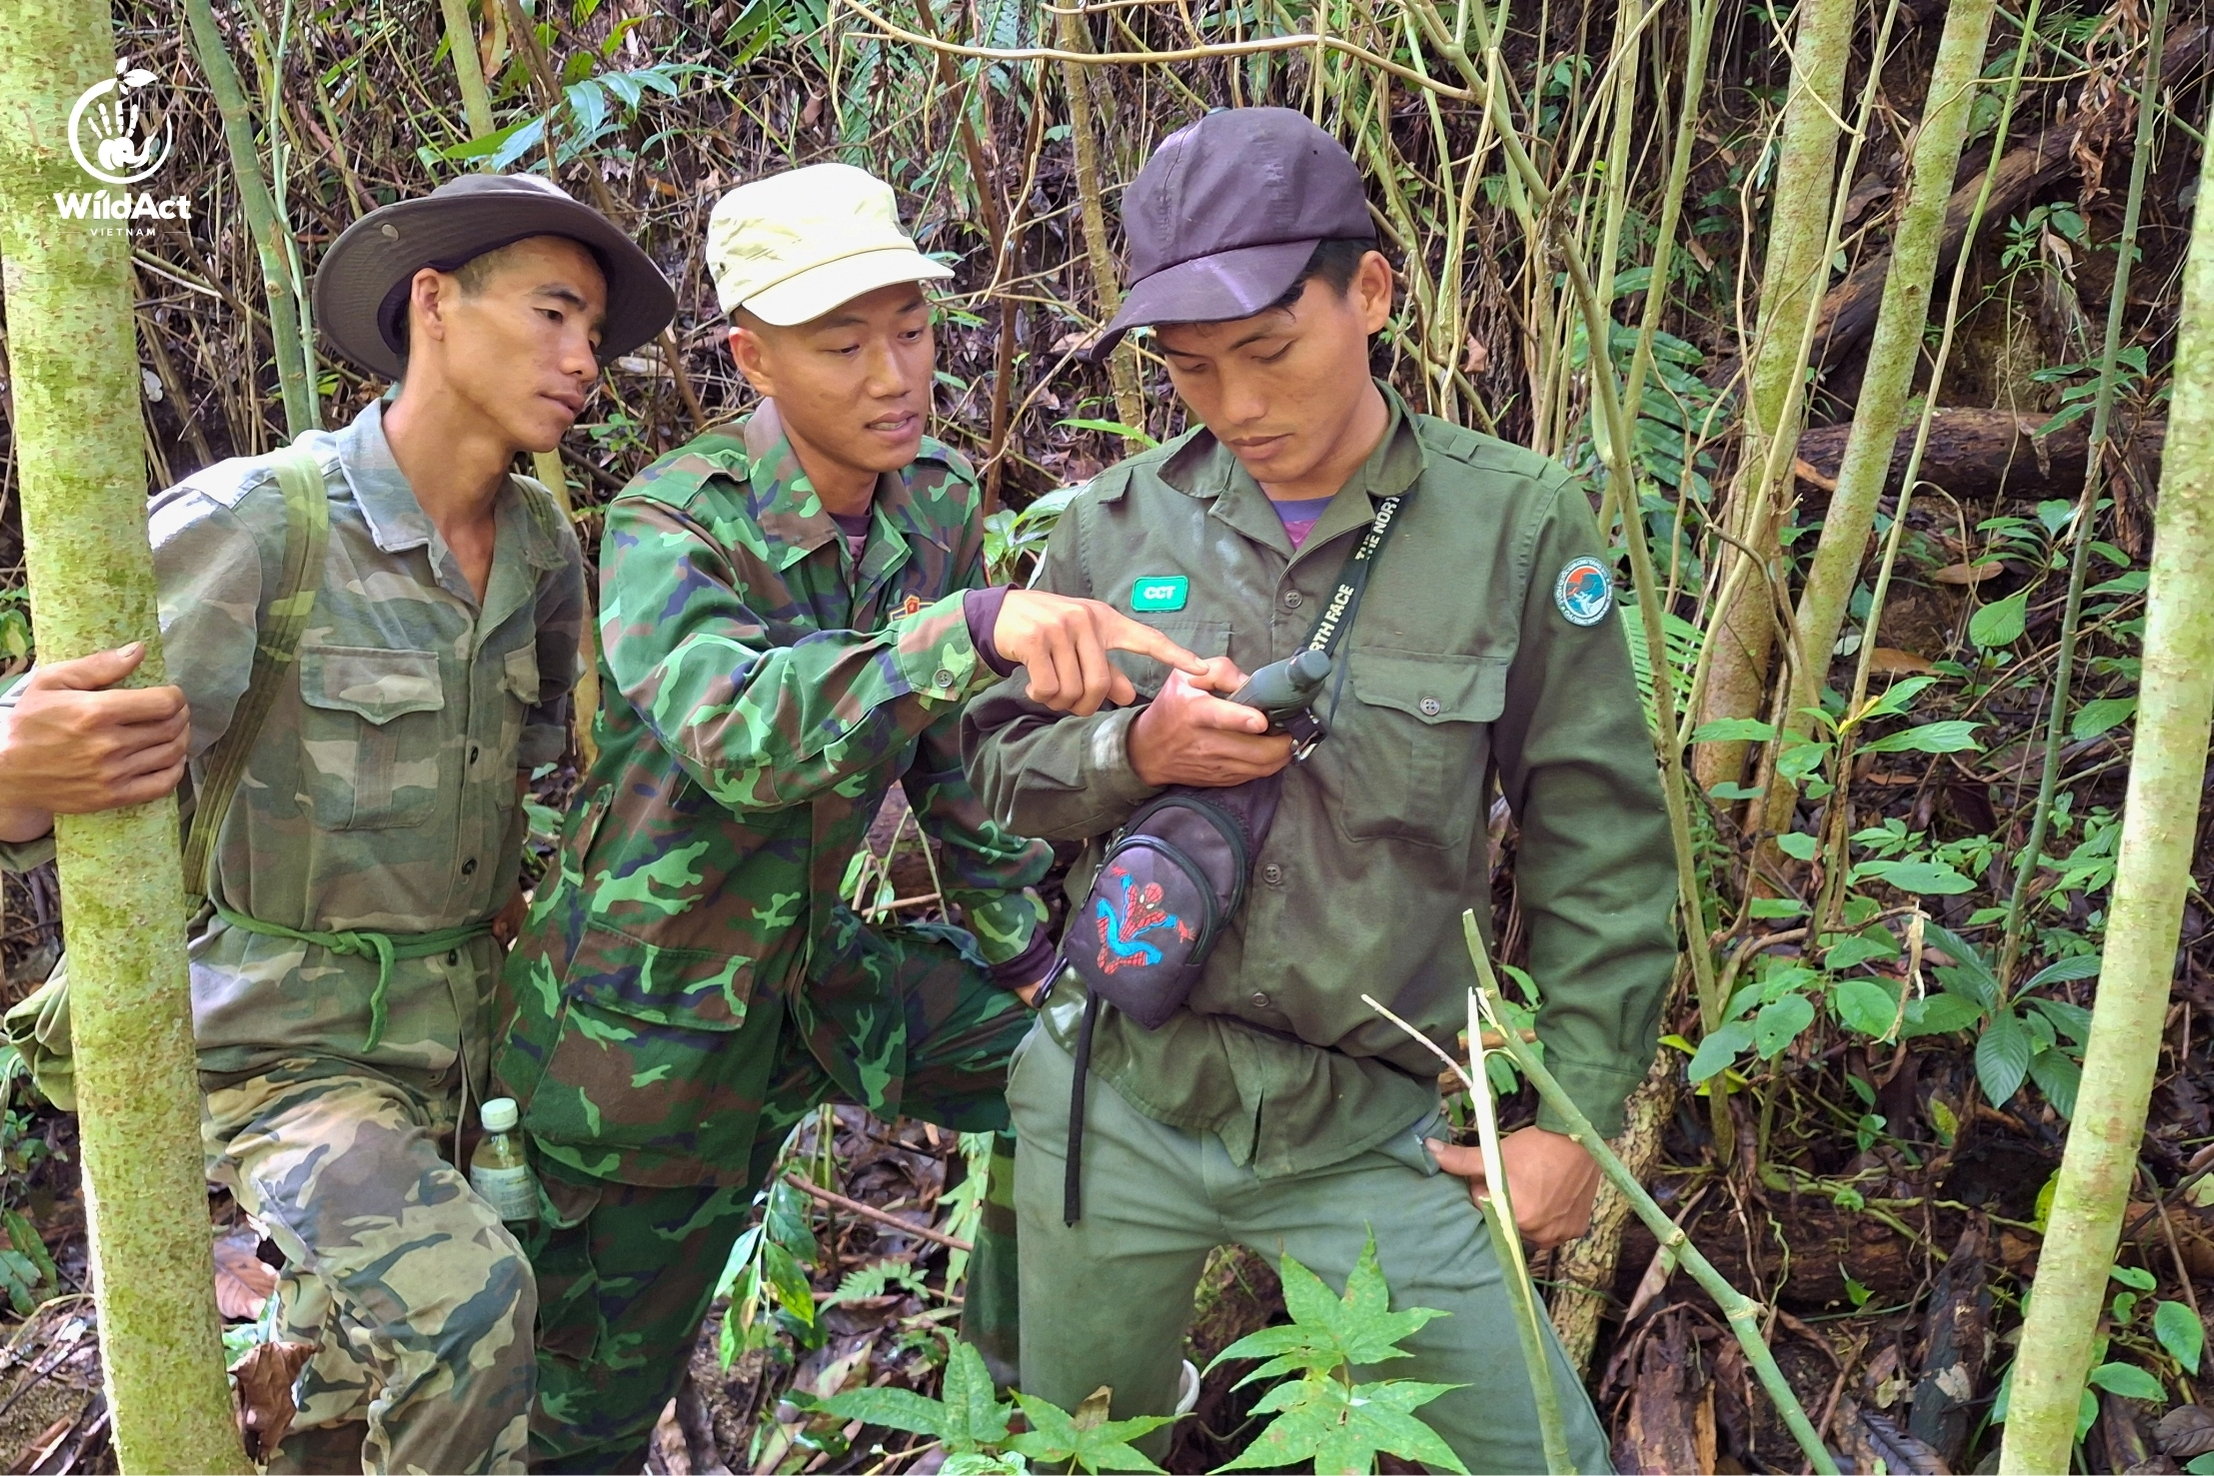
[{"xmin": 0, "ymin": 0, "xmax": 2210, "ymax": 1469}]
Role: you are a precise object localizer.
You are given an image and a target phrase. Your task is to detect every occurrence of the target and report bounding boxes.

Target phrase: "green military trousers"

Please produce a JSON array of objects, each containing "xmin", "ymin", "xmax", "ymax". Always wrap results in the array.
[
  {"xmin": 1008, "ymin": 1026, "xmax": 1616, "ymax": 1475},
  {"xmin": 522, "ymin": 916, "xmax": 1031, "ymax": 1475}
]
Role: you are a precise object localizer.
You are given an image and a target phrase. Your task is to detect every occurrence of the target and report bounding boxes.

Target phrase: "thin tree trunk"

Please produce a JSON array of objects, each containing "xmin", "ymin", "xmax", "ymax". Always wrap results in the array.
[
  {"xmin": 0, "ymin": 8, "xmax": 249, "ymax": 1471},
  {"xmin": 1692, "ymin": 0, "xmax": 1853, "ymax": 793},
  {"xmin": 1056, "ymin": 8, "xmax": 1147, "ymax": 440},
  {"xmin": 1550, "ymin": 1051, "xmax": 1675, "ymax": 1373},
  {"xmin": 185, "ymin": 0, "xmax": 316, "ymax": 441},
  {"xmin": 1999, "ymin": 103, "xmax": 2214, "ymax": 1474},
  {"xmin": 1763, "ymin": 0, "xmax": 1997, "ymax": 841}
]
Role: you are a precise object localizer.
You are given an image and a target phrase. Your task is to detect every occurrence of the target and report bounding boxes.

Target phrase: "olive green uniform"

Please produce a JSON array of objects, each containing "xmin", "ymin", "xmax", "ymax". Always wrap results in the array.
[{"xmin": 961, "ymin": 388, "xmax": 1675, "ymax": 1471}]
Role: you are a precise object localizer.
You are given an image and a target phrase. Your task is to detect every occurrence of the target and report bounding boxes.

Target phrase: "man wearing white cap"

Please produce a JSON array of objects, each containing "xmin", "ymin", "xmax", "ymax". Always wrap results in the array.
[{"xmin": 491, "ymin": 162, "xmax": 1205, "ymax": 1471}]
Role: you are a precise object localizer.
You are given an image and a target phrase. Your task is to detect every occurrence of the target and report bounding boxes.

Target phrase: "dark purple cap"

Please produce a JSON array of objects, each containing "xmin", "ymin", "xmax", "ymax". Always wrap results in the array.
[{"xmin": 1095, "ymin": 107, "xmax": 1374, "ymax": 358}]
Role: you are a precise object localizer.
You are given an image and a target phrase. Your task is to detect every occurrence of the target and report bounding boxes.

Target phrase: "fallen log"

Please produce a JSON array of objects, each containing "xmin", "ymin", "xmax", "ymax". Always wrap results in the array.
[
  {"xmin": 1810, "ymin": 21, "xmax": 2210, "ymax": 374},
  {"xmin": 1793, "ymin": 406, "xmax": 2166, "ymax": 502}
]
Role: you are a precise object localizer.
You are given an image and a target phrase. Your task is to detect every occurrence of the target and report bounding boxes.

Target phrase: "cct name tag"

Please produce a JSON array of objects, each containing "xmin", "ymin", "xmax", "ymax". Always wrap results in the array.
[{"xmin": 1130, "ymin": 575, "xmax": 1189, "ymax": 612}]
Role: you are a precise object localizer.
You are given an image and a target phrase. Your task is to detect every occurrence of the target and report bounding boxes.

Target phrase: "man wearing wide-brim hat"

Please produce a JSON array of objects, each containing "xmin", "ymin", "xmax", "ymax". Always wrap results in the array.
[
  {"xmin": 489, "ymin": 160, "xmax": 1206, "ymax": 1472},
  {"xmin": 0, "ymin": 172, "xmax": 674, "ymax": 1474}
]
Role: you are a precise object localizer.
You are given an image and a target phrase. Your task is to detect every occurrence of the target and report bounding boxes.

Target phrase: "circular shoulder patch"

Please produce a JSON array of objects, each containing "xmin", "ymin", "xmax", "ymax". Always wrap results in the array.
[{"xmin": 1554, "ymin": 556, "xmax": 1615, "ymax": 626}]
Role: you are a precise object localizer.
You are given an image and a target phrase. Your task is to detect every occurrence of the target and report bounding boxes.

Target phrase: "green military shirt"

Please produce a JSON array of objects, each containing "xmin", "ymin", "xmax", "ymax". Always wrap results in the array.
[
  {"xmin": 496, "ymin": 402, "xmax": 1050, "ymax": 1187},
  {"xmin": 962, "ymin": 387, "xmax": 1677, "ymax": 1174},
  {"xmin": 0, "ymin": 401, "xmax": 586, "ymax": 1085}
]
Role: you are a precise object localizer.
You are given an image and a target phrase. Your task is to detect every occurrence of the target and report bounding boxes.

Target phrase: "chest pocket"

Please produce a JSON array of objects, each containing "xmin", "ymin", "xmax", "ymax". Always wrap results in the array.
[
  {"xmin": 1110, "ymin": 618, "xmax": 1233, "ymax": 700},
  {"xmin": 496, "ymin": 643, "xmax": 542, "ymax": 771},
  {"xmin": 1329, "ymin": 648, "xmax": 1507, "ymax": 848},
  {"xmin": 297, "ymin": 645, "xmax": 445, "ymax": 830}
]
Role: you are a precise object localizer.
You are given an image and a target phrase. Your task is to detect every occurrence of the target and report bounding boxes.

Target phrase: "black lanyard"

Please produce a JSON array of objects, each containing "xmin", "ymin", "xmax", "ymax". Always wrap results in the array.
[{"xmin": 1299, "ymin": 491, "xmax": 1407, "ymax": 659}]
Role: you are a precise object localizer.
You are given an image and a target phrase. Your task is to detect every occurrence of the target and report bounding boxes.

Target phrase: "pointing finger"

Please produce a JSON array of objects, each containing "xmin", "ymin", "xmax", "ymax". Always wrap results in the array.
[{"xmin": 1104, "ymin": 615, "xmax": 1207, "ymax": 676}]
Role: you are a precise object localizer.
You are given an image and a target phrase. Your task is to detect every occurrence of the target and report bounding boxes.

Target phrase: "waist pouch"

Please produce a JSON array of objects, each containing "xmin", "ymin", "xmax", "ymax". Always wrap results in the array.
[{"xmin": 1062, "ymin": 775, "xmax": 1282, "ymax": 1030}]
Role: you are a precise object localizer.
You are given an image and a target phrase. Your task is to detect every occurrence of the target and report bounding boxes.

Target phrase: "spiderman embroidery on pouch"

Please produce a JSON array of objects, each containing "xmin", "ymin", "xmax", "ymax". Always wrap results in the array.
[{"xmin": 1094, "ymin": 865, "xmax": 1191, "ymax": 973}]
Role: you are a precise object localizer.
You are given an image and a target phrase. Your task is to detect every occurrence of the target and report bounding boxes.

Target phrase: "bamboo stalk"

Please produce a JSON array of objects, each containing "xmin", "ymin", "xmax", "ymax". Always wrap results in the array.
[
  {"xmin": 1464, "ymin": 992, "xmax": 1574, "ymax": 1474},
  {"xmin": 185, "ymin": 0, "xmax": 317, "ymax": 439},
  {"xmin": 0, "ymin": 6, "xmax": 249, "ymax": 1468},
  {"xmin": 1689, "ymin": 0, "xmax": 1854, "ymax": 796},
  {"xmin": 1999, "ymin": 88, "xmax": 2214, "ymax": 1476},
  {"xmin": 1762, "ymin": 0, "xmax": 2000, "ymax": 843},
  {"xmin": 1054, "ymin": 4, "xmax": 1148, "ymax": 441},
  {"xmin": 1994, "ymin": 0, "xmax": 2172, "ymax": 989}
]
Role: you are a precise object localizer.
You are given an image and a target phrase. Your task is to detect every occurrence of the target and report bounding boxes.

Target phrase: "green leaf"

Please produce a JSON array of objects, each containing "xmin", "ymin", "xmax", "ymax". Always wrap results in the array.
[
  {"xmin": 1977, "ymin": 1011, "xmax": 2032, "ymax": 1105},
  {"xmin": 759, "ymin": 1240, "xmax": 817, "ymax": 1332},
  {"xmin": 1690, "ymin": 717, "xmax": 1777, "ymax": 743},
  {"xmin": 1216, "ymin": 1235, "xmax": 1448, "ymax": 1386},
  {"xmin": 1859, "ymin": 720, "xmax": 1984, "ymax": 754},
  {"xmin": 1708, "ymin": 781, "xmax": 1765, "ymax": 801},
  {"xmin": 2024, "ymin": 954, "xmax": 2103, "ymax": 991},
  {"xmin": 1754, "ymin": 994, "xmax": 1816, "ymax": 1058},
  {"xmin": 2156, "ymin": 1300, "xmax": 2205, "ymax": 1373},
  {"xmin": 817, "ymin": 1387, "xmax": 965, "ymax": 1443},
  {"xmin": 2028, "ymin": 1047, "xmax": 2082, "ymax": 1119},
  {"xmin": 1687, "ymin": 1019, "xmax": 1754, "ymax": 1083},
  {"xmin": 1007, "ymin": 1392, "xmax": 1171, "ymax": 1474},
  {"xmin": 1053, "ymin": 417, "xmax": 1160, "ymax": 448},
  {"xmin": 2184, "ymin": 1455, "xmax": 2214, "ymax": 1476},
  {"xmin": 1776, "ymin": 832, "xmax": 1820, "ymax": 861},
  {"xmin": 1970, "ymin": 591, "xmax": 2029, "ymax": 648},
  {"xmin": 1853, "ymin": 859, "xmax": 1977, "ymax": 895},
  {"xmin": 1903, "ymin": 992, "xmax": 1986, "ymax": 1037},
  {"xmin": 1214, "ymin": 1377, "xmax": 1469, "ymax": 1475},
  {"xmin": 2071, "ymin": 696, "xmax": 2137, "ymax": 741},
  {"xmin": 1861, "ymin": 675, "xmax": 1939, "ymax": 719},
  {"xmin": 941, "ymin": 1454, "xmax": 1029, "ymax": 1476},
  {"xmin": 1823, "ymin": 930, "xmax": 1899, "ymax": 971},
  {"xmin": 2087, "ymin": 1361, "xmax": 2166, "ymax": 1401},
  {"xmin": 1835, "ymin": 978, "xmax": 1900, "ymax": 1038},
  {"xmin": 2111, "ymin": 1264, "xmax": 2159, "ymax": 1291},
  {"xmin": 1748, "ymin": 897, "xmax": 1807, "ymax": 919},
  {"xmin": 1922, "ymin": 925, "xmax": 2000, "ymax": 1001},
  {"xmin": 940, "ymin": 1337, "xmax": 1014, "ymax": 1450}
]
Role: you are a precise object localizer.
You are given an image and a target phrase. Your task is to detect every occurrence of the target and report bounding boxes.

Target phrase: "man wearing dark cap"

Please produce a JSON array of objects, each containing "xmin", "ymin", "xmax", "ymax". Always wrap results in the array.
[
  {"xmin": 964, "ymin": 108, "xmax": 1675, "ymax": 1470},
  {"xmin": 0, "ymin": 173, "xmax": 674, "ymax": 1474}
]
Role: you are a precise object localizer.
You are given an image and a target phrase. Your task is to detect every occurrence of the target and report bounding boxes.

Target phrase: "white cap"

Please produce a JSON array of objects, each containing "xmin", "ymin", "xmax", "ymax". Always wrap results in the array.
[
  {"xmin": 480, "ymin": 1097, "xmax": 519, "ymax": 1133},
  {"xmin": 704, "ymin": 163, "xmax": 952, "ymax": 324}
]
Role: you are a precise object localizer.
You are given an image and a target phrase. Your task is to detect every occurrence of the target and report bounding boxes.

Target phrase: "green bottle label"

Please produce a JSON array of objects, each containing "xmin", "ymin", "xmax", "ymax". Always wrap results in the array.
[{"xmin": 1131, "ymin": 576, "xmax": 1189, "ymax": 612}]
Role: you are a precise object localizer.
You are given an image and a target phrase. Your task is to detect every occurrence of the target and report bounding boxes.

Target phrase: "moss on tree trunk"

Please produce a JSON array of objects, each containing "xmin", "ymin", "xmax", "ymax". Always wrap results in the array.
[
  {"xmin": 0, "ymin": 7, "xmax": 248, "ymax": 1471},
  {"xmin": 1999, "ymin": 101, "xmax": 2214, "ymax": 1474}
]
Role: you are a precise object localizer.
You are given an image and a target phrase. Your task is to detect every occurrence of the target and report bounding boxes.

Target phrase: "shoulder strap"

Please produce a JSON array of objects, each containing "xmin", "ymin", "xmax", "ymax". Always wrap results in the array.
[{"xmin": 180, "ymin": 443, "xmax": 330, "ymax": 904}]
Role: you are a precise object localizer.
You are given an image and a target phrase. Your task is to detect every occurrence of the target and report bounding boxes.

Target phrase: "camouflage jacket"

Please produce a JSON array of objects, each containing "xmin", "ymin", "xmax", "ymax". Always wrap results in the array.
[
  {"xmin": 498, "ymin": 402, "xmax": 1050, "ymax": 1186},
  {"xmin": 0, "ymin": 401, "xmax": 586, "ymax": 1089}
]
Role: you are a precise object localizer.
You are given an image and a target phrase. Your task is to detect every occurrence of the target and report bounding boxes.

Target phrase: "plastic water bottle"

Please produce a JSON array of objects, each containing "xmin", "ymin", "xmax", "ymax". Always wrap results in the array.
[{"xmin": 469, "ymin": 1097, "xmax": 538, "ymax": 1225}]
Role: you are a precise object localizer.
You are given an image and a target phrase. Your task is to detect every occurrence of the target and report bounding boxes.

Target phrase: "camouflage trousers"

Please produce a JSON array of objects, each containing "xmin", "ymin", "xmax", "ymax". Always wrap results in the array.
[
  {"xmin": 202, "ymin": 1060, "xmax": 537, "ymax": 1475},
  {"xmin": 521, "ymin": 918, "xmax": 1031, "ymax": 1474}
]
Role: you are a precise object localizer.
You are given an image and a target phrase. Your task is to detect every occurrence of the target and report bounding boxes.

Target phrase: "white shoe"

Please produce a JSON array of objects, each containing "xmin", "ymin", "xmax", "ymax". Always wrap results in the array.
[{"xmin": 1173, "ymin": 1358, "xmax": 1201, "ymax": 1416}]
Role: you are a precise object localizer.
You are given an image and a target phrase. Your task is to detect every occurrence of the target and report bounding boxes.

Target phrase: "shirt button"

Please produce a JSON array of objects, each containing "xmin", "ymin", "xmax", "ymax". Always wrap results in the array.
[
  {"xmin": 468, "ymin": 744, "xmax": 480, "ymax": 765},
  {"xmin": 1262, "ymin": 863, "xmax": 1283, "ymax": 885},
  {"xmin": 1282, "ymin": 590, "xmax": 1304, "ymax": 609},
  {"xmin": 445, "ymin": 950, "xmax": 459, "ymax": 965},
  {"xmin": 933, "ymin": 669, "xmax": 956, "ymax": 689},
  {"xmin": 1420, "ymin": 696, "xmax": 1442, "ymax": 716},
  {"xmin": 461, "ymin": 857, "xmax": 478, "ymax": 876},
  {"xmin": 1250, "ymin": 991, "xmax": 1271, "ymax": 1009}
]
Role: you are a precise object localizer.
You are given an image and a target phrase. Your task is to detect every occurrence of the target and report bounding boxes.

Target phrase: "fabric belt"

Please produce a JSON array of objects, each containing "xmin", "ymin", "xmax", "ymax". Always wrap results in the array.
[{"xmin": 210, "ymin": 901, "xmax": 495, "ymax": 1052}]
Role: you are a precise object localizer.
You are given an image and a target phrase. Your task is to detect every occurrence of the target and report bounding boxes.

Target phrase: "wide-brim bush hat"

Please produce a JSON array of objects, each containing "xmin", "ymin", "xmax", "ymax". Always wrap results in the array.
[{"xmin": 314, "ymin": 172, "xmax": 676, "ymax": 380}]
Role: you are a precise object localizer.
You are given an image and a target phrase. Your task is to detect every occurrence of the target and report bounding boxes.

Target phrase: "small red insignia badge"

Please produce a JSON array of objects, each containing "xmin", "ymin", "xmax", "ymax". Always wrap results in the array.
[{"xmin": 900, "ymin": 595, "xmax": 924, "ymax": 617}]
